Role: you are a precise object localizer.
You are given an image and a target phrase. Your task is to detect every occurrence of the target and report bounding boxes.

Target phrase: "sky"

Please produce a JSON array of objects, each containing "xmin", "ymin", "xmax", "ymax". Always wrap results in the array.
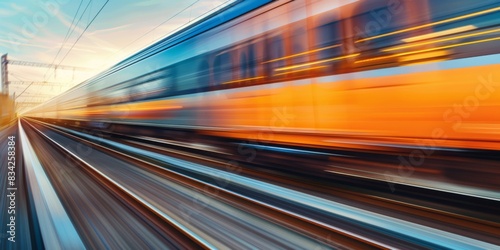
[{"xmin": 0, "ymin": 0, "xmax": 229, "ymax": 112}]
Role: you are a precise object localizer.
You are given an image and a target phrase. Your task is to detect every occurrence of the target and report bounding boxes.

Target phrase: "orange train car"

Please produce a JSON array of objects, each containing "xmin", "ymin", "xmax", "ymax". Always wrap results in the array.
[{"xmin": 26, "ymin": 0, "xmax": 500, "ymax": 152}]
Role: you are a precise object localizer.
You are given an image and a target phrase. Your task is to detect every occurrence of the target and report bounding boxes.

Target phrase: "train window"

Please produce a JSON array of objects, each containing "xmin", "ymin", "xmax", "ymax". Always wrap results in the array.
[
  {"xmin": 292, "ymin": 26, "xmax": 308, "ymax": 64},
  {"xmin": 351, "ymin": 0, "xmax": 409, "ymax": 50},
  {"xmin": 316, "ymin": 21, "xmax": 342, "ymax": 60},
  {"xmin": 248, "ymin": 43, "xmax": 257, "ymax": 78},
  {"xmin": 240, "ymin": 51, "xmax": 248, "ymax": 79},
  {"xmin": 214, "ymin": 51, "xmax": 232, "ymax": 85},
  {"xmin": 162, "ymin": 67, "xmax": 177, "ymax": 96},
  {"xmin": 348, "ymin": 0, "xmax": 414, "ymax": 70},
  {"xmin": 197, "ymin": 59, "xmax": 210, "ymax": 90},
  {"xmin": 426, "ymin": 0, "xmax": 500, "ymax": 33},
  {"xmin": 130, "ymin": 78, "xmax": 165, "ymax": 101},
  {"xmin": 428, "ymin": 0, "xmax": 499, "ymax": 25},
  {"xmin": 425, "ymin": 0, "xmax": 500, "ymax": 60},
  {"xmin": 235, "ymin": 42, "xmax": 260, "ymax": 85},
  {"xmin": 177, "ymin": 57, "xmax": 205, "ymax": 94},
  {"xmin": 266, "ymin": 35, "xmax": 285, "ymax": 77}
]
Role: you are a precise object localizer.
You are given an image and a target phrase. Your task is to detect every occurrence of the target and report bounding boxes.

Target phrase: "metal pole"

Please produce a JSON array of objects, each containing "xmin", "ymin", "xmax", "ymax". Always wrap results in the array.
[{"xmin": 1, "ymin": 54, "xmax": 8, "ymax": 95}]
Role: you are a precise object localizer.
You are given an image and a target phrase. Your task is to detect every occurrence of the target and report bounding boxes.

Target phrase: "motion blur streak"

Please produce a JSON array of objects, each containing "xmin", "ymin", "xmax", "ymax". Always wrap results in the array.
[
  {"xmin": 385, "ymin": 27, "xmax": 500, "ymax": 51},
  {"xmin": 355, "ymin": 36, "xmax": 500, "ymax": 63},
  {"xmin": 400, "ymin": 25, "xmax": 477, "ymax": 43},
  {"xmin": 355, "ymin": 5, "xmax": 500, "ymax": 42},
  {"xmin": 0, "ymin": 0, "xmax": 497, "ymax": 249},
  {"xmin": 23, "ymin": 118, "xmax": 339, "ymax": 249},
  {"xmin": 28, "ymin": 119, "xmax": 497, "ymax": 249},
  {"xmin": 19, "ymin": 121, "xmax": 85, "ymax": 249}
]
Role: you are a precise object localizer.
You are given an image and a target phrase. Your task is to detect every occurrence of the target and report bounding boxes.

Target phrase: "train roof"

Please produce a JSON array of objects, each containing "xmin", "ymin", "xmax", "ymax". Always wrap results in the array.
[{"xmin": 72, "ymin": 0, "xmax": 274, "ymax": 91}]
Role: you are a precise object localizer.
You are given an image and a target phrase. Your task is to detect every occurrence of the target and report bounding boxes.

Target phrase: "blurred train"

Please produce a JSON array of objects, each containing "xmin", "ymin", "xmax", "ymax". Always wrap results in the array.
[
  {"xmin": 26, "ymin": 0, "xmax": 500, "ymax": 154},
  {"xmin": 0, "ymin": 93, "xmax": 16, "ymax": 127}
]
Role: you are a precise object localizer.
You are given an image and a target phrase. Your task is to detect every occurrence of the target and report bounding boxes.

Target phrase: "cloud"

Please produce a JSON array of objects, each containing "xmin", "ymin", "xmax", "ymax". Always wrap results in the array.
[
  {"xmin": 10, "ymin": 3, "xmax": 26, "ymax": 13},
  {"xmin": 0, "ymin": 38, "xmax": 52, "ymax": 49},
  {"xmin": 0, "ymin": 2, "xmax": 28, "ymax": 16},
  {"xmin": 0, "ymin": 9, "xmax": 15, "ymax": 17},
  {"xmin": 0, "ymin": 2, "xmax": 31, "ymax": 16},
  {"xmin": 86, "ymin": 24, "xmax": 132, "ymax": 35},
  {"xmin": 51, "ymin": 9, "xmax": 119, "ymax": 52}
]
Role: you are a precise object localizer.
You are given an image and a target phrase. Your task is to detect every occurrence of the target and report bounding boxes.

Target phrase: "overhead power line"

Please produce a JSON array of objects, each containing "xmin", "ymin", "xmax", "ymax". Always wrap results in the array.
[
  {"xmin": 54, "ymin": 0, "xmax": 110, "ymax": 70},
  {"xmin": 24, "ymin": 0, "xmax": 110, "ymax": 99},
  {"xmin": 8, "ymin": 59, "xmax": 91, "ymax": 71},
  {"xmin": 45, "ymin": 0, "xmax": 87, "ymax": 78},
  {"xmin": 8, "ymin": 81, "xmax": 65, "ymax": 86}
]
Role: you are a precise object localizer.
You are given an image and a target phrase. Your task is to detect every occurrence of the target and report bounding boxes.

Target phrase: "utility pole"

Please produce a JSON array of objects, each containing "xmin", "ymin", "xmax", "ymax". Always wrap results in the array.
[{"xmin": 1, "ymin": 54, "xmax": 8, "ymax": 95}]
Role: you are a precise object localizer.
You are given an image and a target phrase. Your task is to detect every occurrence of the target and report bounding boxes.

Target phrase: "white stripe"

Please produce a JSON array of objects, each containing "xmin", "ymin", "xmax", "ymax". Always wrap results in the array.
[{"xmin": 19, "ymin": 120, "xmax": 86, "ymax": 250}]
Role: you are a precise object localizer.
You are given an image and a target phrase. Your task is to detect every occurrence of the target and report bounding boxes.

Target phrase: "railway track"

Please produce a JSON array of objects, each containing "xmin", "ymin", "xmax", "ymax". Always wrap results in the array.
[
  {"xmin": 21, "ymin": 119, "xmax": 342, "ymax": 249},
  {"xmin": 19, "ymin": 117, "xmax": 500, "ymax": 249},
  {"xmin": 30, "ymin": 118, "xmax": 500, "ymax": 242}
]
